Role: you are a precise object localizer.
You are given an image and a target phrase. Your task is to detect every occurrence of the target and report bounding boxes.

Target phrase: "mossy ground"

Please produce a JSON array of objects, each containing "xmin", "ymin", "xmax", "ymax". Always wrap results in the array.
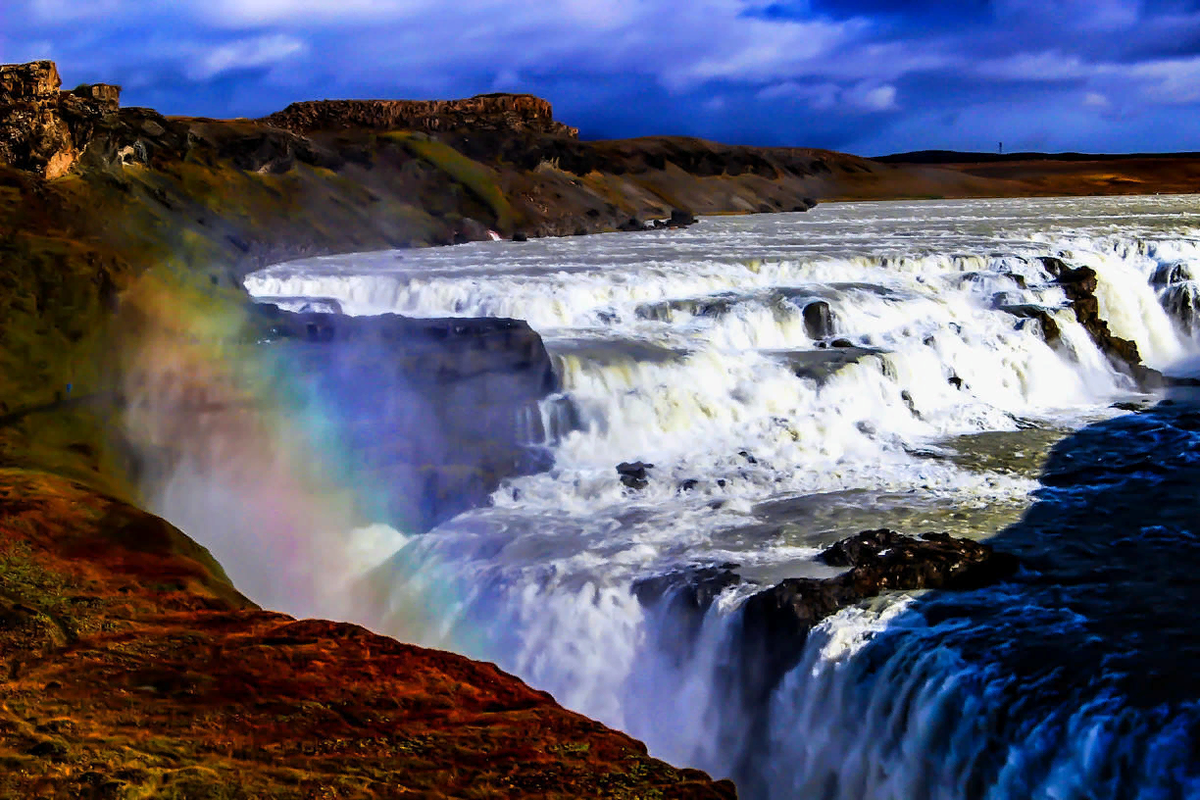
[{"xmin": 0, "ymin": 468, "xmax": 734, "ymax": 799}]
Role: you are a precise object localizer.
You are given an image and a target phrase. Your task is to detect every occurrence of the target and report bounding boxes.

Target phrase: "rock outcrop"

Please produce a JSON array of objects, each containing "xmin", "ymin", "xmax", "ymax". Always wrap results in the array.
[
  {"xmin": 1039, "ymin": 256, "xmax": 1164, "ymax": 388},
  {"xmin": 251, "ymin": 306, "xmax": 558, "ymax": 531},
  {"xmin": 631, "ymin": 529, "xmax": 1018, "ymax": 796},
  {"xmin": 0, "ymin": 60, "xmax": 120, "ymax": 178},
  {"xmin": 263, "ymin": 93, "xmax": 579, "ymax": 138},
  {"xmin": 737, "ymin": 529, "xmax": 1018, "ymax": 704}
]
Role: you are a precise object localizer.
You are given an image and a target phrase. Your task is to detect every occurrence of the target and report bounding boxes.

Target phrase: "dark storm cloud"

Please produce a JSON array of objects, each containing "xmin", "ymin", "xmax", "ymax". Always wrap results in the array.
[{"xmin": 3, "ymin": 0, "xmax": 1200, "ymax": 153}]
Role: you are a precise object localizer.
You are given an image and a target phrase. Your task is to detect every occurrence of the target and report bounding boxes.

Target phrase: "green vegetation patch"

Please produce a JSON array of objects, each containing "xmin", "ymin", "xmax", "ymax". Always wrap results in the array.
[{"xmin": 384, "ymin": 132, "xmax": 516, "ymax": 229}]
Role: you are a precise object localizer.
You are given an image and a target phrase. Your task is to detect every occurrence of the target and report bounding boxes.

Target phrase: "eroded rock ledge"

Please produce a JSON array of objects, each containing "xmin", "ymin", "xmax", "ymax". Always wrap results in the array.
[
  {"xmin": 263, "ymin": 93, "xmax": 580, "ymax": 138},
  {"xmin": 252, "ymin": 306, "xmax": 559, "ymax": 531},
  {"xmin": 0, "ymin": 60, "xmax": 121, "ymax": 178},
  {"xmin": 634, "ymin": 529, "xmax": 1018, "ymax": 794},
  {"xmin": 636, "ymin": 528, "xmax": 1019, "ymax": 708}
]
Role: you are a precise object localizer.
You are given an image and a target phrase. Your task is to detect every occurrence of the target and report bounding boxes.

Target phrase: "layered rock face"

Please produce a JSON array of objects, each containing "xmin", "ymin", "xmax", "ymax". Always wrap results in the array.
[
  {"xmin": 254, "ymin": 306, "xmax": 558, "ymax": 531},
  {"xmin": 0, "ymin": 60, "xmax": 121, "ymax": 178},
  {"xmin": 263, "ymin": 93, "xmax": 579, "ymax": 138}
]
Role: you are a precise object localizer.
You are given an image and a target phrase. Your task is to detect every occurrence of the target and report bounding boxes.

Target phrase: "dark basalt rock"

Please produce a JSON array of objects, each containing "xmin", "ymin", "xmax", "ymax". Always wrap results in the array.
[
  {"xmin": 248, "ymin": 306, "xmax": 559, "ymax": 531},
  {"xmin": 633, "ymin": 563, "xmax": 742, "ymax": 615},
  {"xmin": 1039, "ymin": 257, "xmax": 1162, "ymax": 389},
  {"xmin": 998, "ymin": 302, "xmax": 1063, "ymax": 344},
  {"xmin": 737, "ymin": 529, "xmax": 1018, "ymax": 707},
  {"xmin": 633, "ymin": 563, "xmax": 743, "ymax": 668},
  {"xmin": 1160, "ymin": 281, "xmax": 1199, "ymax": 336},
  {"xmin": 617, "ymin": 460, "xmax": 654, "ymax": 489},
  {"xmin": 802, "ymin": 300, "xmax": 834, "ymax": 340},
  {"xmin": 1152, "ymin": 261, "xmax": 1193, "ymax": 286},
  {"xmin": 668, "ymin": 209, "xmax": 697, "ymax": 228}
]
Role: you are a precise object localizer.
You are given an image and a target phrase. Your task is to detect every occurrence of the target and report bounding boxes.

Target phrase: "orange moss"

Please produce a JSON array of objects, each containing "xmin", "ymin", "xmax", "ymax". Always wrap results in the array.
[{"xmin": 0, "ymin": 470, "xmax": 736, "ymax": 798}]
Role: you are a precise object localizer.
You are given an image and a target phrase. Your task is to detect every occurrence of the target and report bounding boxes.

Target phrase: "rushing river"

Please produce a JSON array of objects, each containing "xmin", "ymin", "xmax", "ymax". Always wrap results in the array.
[{"xmin": 244, "ymin": 196, "xmax": 1200, "ymax": 798}]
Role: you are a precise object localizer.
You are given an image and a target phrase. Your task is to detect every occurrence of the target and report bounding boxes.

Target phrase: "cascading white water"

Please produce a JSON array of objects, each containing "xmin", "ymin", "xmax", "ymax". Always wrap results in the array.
[{"xmin": 245, "ymin": 195, "xmax": 1200, "ymax": 797}]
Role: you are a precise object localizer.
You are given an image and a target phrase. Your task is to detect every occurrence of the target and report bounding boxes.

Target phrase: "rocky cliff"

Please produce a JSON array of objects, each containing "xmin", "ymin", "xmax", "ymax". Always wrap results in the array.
[
  {"xmin": 0, "ymin": 60, "xmax": 121, "ymax": 179},
  {"xmin": 249, "ymin": 307, "xmax": 559, "ymax": 531},
  {"xmin": 264, "ymin": 93, "xmax": 579, "ymax": 138}
]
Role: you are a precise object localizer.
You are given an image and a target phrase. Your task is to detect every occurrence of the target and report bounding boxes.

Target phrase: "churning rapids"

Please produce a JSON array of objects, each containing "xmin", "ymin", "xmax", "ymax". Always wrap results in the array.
[{"xmin": 245, "ymin": 196, "xmax": 1200, "ymax": 798}]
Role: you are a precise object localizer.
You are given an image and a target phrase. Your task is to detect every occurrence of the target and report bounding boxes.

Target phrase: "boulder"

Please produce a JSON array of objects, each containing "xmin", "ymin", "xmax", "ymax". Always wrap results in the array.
[
  {"xmin": 802, "ymin": 300, "xmax": 834, "ymax": 340},
  {"xmin": 1152, "ymin": 261, "xmax": 1193, "ymax": 287},
  {"xmin": 0, "ymin": 60, "xmax": 61, "ymax": 102},
  {"xmin": 1161, "ymin": 282, "xmax": 1200, "ymax": 336},
  {"xmin": 667, "ymin": 209, "xmax": 697, "ymax": 228},
  {"xmin": 70, "ymin": 83, "xmax": 121, "ymax": 112},
  {"xmin": 617, "ymin": 460, "xmax": 654, "ymax": 489}
]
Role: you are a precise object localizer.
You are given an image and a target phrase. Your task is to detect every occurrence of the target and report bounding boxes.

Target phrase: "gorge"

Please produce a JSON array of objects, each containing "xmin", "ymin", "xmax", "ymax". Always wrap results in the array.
[{"xmin": 4, "ymin": 58, "xmax": 1200, "ymax": 797}]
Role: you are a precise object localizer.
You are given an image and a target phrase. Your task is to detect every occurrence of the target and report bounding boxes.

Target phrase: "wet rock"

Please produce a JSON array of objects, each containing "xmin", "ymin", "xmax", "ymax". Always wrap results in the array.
[
  {"xmin": 1039, "ymin": 257, "xmax": 1161, "ymax": 389},
  {"xmin": 802, "ymin": 301, "xmax": 834, "ymax": 340},
  {"xmin": 1152, "ymin": 261, "xmax": 1193, "ymax": 286},
  {"xmin": 1160, "ymin": 281, "xmax": 1199, "ymax": 335},
  {"xmin": 617, "ymin": 216, "xmax": 646, "ymax": 232},
  {"xmin": 247, "ymin": 306, "xmax": 558, "ymax": 530},
  {"xmin": 617, "ymin": 460, "xmax": 654, "ymax": 489},
  {"xmin": 634, "ymin": 563, "xmax": 743, "ymax": 615},
  {"xmin": 678, "ymin": 478, "xmax": 700, "ymax": 492},
  {"xmin": 454, "ymin": 217, "xmax": 492, "ymax": 244},
  {"xmin": 737, "ymin": 529, "xmax": 1019, "ymax": 706},
  {"xmin": 511, "ymin": 232, "xmax": 528, "ymax": 242},
  {"xmin": 998, "ymin": 303, "xmax": 1062, "ymax": 344},
  {"xmin": 667, "ymin": 208, "xmax": 697, "ymax": 228},
  {"xmin": 634, "ymin": 563, "xmax": 743, "ymax": 665}
]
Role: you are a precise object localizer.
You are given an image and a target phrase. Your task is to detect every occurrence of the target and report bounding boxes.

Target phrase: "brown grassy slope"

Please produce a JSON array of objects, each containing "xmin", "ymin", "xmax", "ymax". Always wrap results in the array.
[
  {"xmin": 879, "ymin": 154, "xmax": 1200, "ymax": 197},
  {"xmin": 0, "ymin": 468, "xmax": 736, "ymax": 799}
]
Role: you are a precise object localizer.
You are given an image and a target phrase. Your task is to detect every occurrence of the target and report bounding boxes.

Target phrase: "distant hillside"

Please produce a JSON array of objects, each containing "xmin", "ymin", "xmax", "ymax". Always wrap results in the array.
[{"xmin": 879, "ymin": 149, "xmax": 1200, "ymax": 164}]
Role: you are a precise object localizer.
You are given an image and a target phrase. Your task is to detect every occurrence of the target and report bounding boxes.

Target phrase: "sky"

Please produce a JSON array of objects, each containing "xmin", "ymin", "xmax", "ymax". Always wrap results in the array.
[{"xmin": 5, "ymin": 0, "xmax": 1200, "ymax": 155}]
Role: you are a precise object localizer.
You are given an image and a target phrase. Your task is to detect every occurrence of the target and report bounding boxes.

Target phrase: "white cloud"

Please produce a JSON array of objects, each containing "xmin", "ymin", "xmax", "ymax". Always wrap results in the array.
[
  {"xmin": 1083, "ymin": 91, "xmax": 1110, "ymax": 108},
  {"xmin": 1129, "ymin": 57, "xmax": 1200, "ymax": 105},
  {"xmin": 665, "ymin": 16, "xmax": 867, "ymax": 88},
  {"xmin": 187, "ymin": 34, "xmax": 307, "ymax": 80},
  {"xmin": 976, "ymin": 51, "xmax": 1093, "ymax": 82},
  {"xmin": 849, "ymin": 83, "xmax": 897, "ymax": 112},
  {"xmin": 756, "ymin": 80, "xmax": 894, "ymax": 112}
]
